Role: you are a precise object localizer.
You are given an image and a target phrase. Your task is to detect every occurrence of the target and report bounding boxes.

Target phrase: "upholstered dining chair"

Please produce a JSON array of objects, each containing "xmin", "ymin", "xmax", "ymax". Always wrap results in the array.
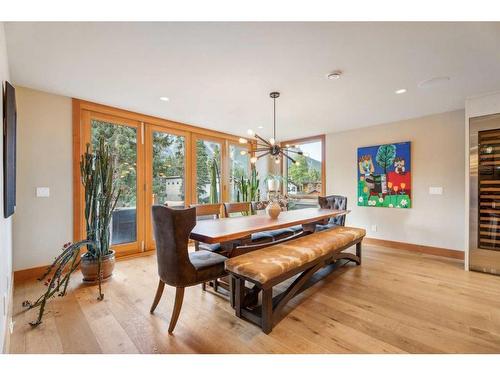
[
  {"xmin": 223, "ymin": 202, "xmax": 274, "ymax": 244},
  {"xmin": 316, "ymin": 195, "xmax": 347, "ymax": 231},
  {"xmin": 150, "ymin": 205, "xmax": 227, "ymax": 333}
]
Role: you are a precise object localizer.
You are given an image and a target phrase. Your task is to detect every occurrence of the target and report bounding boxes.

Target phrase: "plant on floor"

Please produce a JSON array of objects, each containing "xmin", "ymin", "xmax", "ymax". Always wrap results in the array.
[{"xmin": 22, "ymin": 138, "xmax": 120, "ymax": 327}]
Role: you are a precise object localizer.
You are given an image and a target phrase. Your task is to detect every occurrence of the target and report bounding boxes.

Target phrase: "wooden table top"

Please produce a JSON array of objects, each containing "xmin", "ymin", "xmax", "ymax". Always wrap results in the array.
[{"xmin": 190, "ymin": 207, "xmax": 349, "ymax": 244}]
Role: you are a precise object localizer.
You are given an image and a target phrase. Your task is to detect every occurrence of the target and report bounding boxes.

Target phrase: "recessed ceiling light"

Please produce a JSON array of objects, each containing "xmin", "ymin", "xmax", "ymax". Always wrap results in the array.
[
  {"xmin": 327, "ymin": 70, "xmax": 342, "ymax": 80},
  {"xmin": 418, "ymin": 76, "xmax": 450, "ymax": 89},
  {"xmin": 395, "ymin": 89, "xmax": 407, "ymax": 94},
  {"xmin": 258, "ymin": 126, "xmax": 264, "ymax": 129},
  {"xmin": 159, "ymin": 97, "xmax": 169, "ymax": 102}
]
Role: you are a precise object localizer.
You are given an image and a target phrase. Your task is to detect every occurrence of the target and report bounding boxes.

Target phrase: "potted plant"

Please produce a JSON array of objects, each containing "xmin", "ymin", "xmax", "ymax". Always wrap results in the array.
[
  {"xmin": 22, "ymin": 138, "xmax": 120, "ymax": 326},
  {"xmin": 79, "ymin": 138, "xmax": 120, "ymax": 284}
]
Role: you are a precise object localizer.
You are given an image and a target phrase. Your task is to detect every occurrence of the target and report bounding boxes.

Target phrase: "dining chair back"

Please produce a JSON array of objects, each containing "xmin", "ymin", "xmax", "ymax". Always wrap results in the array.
[
  {"xmin": 190, "ymin": 203, "xmax": 223, "ymax": 219},
  {"xmin": 223, "ymin": 202, "xmax": 251, "ymax": 217},
  {"xmin": 318, "ymin": 195, "xmax": 347, "ymax": 226}
]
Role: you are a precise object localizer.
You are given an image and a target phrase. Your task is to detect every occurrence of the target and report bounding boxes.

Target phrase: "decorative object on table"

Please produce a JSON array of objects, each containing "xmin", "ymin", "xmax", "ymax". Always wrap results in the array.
[
  {"xmin": 238, "ymin": 92, "xmax": 303, "ymax": 165},
  {"xmin": 22, "ymin": 138, "xmax": 120, "ymax": 326},
  {"xmin": 266, "ymin": 200, "xmax": 282, "ymax": 219},
  {"xmin": 357, "ymin": 141, "xmax": 411, "ymax": 208}
]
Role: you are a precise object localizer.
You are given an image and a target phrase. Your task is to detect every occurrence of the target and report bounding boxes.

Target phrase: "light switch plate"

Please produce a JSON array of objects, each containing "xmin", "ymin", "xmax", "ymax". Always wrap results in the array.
[
  {"xmin": 371, "ymin": 224, "xmax": 377, "ymax": 232},
  {"xmin": 429, "ymin": 186, "xmax": 443, "ymax": 195},
  {"xmin": 36, "ymin": 187, "xmax": 50, "ymax": 198}
]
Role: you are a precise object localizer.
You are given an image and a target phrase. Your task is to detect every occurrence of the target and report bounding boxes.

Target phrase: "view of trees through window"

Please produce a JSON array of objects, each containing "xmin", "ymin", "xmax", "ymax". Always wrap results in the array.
[
  {"xmin": 229, "ymin": 144, "xmax": 250, "ymax": 201},
  {"xmin": 152, "ymin": 131, "xmax": 185, "ymax": 207},
  {"xmin": 91, "ymin": 120, "xmax": 138, "ymax": 244},
  {"xmin": 196, "ymin": 140, "xmax": 221, "ymax": 203},
  {"xmin": 285, "ymin": 140, "xmax": 322, "ymax": 209}
]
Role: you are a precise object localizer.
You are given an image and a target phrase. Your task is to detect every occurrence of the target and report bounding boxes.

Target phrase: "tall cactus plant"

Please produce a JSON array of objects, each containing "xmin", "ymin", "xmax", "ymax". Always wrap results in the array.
[{"xmin": 209, "ymin": 156, "xmax": 220, "ymax": 204}]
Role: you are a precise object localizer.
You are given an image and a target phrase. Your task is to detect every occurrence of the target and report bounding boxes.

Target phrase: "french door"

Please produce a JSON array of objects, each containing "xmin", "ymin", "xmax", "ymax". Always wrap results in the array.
[
  {"xmin": 77, "ymin": 104, "xmax": 253, "ymax": 257},
  {"xmin": 144, "ymin": 124, "xmax": 191, "ymax": 250},
  {"xmin": 81, "ymin": 111, "xmax": 145, "ymax": 256}
]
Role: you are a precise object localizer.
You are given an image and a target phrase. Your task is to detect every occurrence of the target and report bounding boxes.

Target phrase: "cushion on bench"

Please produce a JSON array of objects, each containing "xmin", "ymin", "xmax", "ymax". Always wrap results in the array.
[{"xmin": 225, "ymin": 226, "xmax": 365, "ymax": 285}]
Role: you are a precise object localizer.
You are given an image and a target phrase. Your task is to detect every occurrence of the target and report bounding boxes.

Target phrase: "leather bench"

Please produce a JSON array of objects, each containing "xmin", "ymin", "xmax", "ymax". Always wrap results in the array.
[{"xmin": 225, "ymin": 226, "xmax": 366, "ymax": 333}]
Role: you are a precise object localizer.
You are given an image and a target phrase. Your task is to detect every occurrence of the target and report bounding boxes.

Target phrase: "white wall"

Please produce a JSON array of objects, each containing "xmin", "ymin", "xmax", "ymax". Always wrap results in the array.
[
  {"xmin": 0, "ymin": 22, "xmax": 13, "ymax": 353},
  {"xmin": 13, "ymin": 87, "xmax": 73, "ymax": 271},
  {"xmin": 326, "ymin": 110, "xmax": 465, "ymax": 251},
  {"xmin": 464, "ymin": 91, "xmax": 500, "ymax": 269}
]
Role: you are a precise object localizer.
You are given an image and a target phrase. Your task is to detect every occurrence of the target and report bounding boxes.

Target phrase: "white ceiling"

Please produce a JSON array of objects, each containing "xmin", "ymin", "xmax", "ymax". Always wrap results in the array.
[{"xmin": 5, "ymin": 22, "xmax": 500, "ymax": 139}]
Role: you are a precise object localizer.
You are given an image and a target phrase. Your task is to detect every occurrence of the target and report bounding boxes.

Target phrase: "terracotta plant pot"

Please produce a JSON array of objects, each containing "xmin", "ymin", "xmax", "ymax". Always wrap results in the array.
[
  {"xmin": 80, "ymin": 250, "xmax": 116, "ymax": 283},
  {"xmin": 266, "ymin": 201, "xmax": 282, "ymax": 219}
]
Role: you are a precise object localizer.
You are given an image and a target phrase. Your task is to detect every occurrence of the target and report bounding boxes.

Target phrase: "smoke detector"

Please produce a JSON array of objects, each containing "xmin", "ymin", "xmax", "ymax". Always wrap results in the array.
[{"xmin": 327, "ymin": 71, "xmax": 342, "ymax": 80}]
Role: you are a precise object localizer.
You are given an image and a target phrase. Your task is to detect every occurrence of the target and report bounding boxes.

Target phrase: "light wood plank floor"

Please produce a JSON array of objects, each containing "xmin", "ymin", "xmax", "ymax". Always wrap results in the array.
[{"xmin": 9, "ymin": 244, "xmax": 500, "ymax": 354}]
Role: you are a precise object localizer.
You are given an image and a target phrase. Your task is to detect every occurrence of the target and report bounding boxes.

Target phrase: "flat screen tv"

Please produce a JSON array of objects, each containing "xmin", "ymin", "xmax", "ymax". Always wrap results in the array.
[{"xmin": 3, "ymin": 81, "xmax": 16, "ymax": 218}]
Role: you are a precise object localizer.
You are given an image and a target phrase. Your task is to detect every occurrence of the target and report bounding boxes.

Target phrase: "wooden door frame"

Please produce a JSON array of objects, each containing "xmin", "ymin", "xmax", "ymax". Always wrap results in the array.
[{"xmin": 74, "ymin": 107, "xmax": 145, "ymax": 257}]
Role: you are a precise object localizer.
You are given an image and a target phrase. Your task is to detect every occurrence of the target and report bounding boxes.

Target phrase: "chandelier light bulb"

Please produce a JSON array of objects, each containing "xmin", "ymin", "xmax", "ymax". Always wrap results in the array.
[
  {"xmin": 247, "ymin": 129, "xmax": 255, "ymax": 136},
  {"xmin": 240, "ymin": 150, "xmax": 247, "ymax": 156},
  {"xmin": 285, "ymin": 144, "xmax": 290, "ymax": 148},
  {"xmin": 239, "ymin": 137, "xmax": 248, "ymax": 144},
  {"xmin": 269, "ymin": 138, "xmax": 276, "ymax": 145},
  {"xmin": 274, "ymin": 158, "xmax": 280, "ymax": 164},
  {"xmin": 295, "ymin": 161, "xmax": 300, "ymax": 166},
  {"xmin": 250, "ymin": 156, "xmax": 258, "ymax": 164}
]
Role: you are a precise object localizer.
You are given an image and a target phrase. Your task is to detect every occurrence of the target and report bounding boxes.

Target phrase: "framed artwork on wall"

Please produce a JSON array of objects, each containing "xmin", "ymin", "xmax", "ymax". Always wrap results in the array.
[{"xmin": 357, "ymin": 141, "xmax": 411, "ymax": 208}]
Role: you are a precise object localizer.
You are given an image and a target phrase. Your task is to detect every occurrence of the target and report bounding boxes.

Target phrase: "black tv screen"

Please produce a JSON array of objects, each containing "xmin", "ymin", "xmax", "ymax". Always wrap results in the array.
[{"xmin": 3, "ymin": 81, "xmax": 16, "ymax": 218}]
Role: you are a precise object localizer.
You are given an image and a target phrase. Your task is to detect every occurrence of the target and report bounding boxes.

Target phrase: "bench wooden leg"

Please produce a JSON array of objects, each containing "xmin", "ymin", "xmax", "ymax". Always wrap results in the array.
[
  {"xmin": 356, "ymin": 242, "xmax": 362, "ymax": 265},
  {"xmin": 261, "ymin": 288, "xmax": 273, "ymax": 334},
  {"xmin": 229, "ymin": 275, "xmax": 236, "ymax": 308},
  {"xmin": 234, "ymin": 277, "xmax": 245, "ymax": 318}
]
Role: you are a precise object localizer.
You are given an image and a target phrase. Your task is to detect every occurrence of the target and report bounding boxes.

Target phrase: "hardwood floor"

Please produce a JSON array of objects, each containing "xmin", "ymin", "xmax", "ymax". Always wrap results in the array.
[{"xmin": 9, "ymin": 243, "xmax": 500, "ymax": 354}]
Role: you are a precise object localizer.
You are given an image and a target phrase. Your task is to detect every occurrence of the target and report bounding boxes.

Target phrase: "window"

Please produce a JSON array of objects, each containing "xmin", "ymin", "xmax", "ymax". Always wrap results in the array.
[
  {"xmin": 151, "ymin": 130, "xmax": 186, "ymax": 207},
  {"xmin": 283, "ymin": 136, "xmax": 325, "ymax": 210},
  {"xmin": 195, "ymin": 139, "xmax": 222, "ymax": 204},
  {"xmin": 74, "ymin": 100, "xmax": 253, "ymax": 257},
  {"xmin": 229, "ymin": 143, "xmax": 251, "ymax": 202}
]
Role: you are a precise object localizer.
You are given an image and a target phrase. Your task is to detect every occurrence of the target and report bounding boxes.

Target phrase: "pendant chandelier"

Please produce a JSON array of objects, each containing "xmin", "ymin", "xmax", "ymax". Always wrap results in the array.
[{"xmin": 239, "ymin": 92, "xmax": 302, "ymax": 165}]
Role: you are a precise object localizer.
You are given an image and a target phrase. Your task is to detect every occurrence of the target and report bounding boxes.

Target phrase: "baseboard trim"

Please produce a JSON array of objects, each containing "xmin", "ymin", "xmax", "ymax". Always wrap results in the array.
[
  {"xmin": 364, "ymin": 237, "xmax": 464, "ymax": 260},
  {"xmin": 14, "ymin": 250, "xmax": 156, "ymax": 284}
]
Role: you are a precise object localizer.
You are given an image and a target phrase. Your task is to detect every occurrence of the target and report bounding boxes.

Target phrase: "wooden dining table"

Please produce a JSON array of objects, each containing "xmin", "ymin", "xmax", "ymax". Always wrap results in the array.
[{"xmin": 190, "ymin": 207, "xmax": 349, "ymax": 246}]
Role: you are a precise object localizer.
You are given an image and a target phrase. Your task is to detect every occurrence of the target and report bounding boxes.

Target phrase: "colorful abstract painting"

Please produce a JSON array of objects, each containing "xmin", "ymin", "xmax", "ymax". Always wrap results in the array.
[{"xmin": 357, "ymin": 142, "xmax": 411, "ymax": 208}]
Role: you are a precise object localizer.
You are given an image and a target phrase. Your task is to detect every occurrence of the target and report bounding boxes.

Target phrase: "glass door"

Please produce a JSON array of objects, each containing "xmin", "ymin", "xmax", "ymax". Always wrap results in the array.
[
  {"xmin": 145, "ymin": 124, "xmax": 191, "ymax": 249},
  {"xmin": 193, "ymin": 136, "xmax": 223, "ymax": 204},
  {"xmin": 228, "ymin": 143, "xmax": 251, "ymax": 202},
  {"xmin": 85, "ymin": 112, "xmax": 145, "ymax": 256}
]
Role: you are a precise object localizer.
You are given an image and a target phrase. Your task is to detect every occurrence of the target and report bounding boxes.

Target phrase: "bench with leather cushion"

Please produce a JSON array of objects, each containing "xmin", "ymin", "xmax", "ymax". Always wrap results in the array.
[{"xmin": 225, "ymin": 225, "xmax": 365, "ymax": 333}]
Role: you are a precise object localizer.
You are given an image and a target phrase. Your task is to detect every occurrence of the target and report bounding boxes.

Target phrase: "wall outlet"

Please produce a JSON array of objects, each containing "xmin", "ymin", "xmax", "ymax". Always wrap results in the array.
[
  {"xmin": 371, "ymin": 224, "xmax": 377, "ymax": 232},
  {"xmin": 36, "ymin": 187, "xmax": 50, "ymax": 198},
  {"xmin": 429, "ymin": 186, "xmax": 443, "ymax": 195}
]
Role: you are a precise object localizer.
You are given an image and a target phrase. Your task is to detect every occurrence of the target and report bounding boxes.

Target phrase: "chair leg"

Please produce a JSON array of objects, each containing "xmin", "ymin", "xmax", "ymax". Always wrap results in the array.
[
  {"xmin": 202, "ymin": 282, "xmax": 206, "ymax": 291},
  {"xmin": 150, "ymin": 279, "xmax": 165, "ymax": 313},
  {"xmin": 168, "ymin": 287, "xmax": 185, "ymax": 334}
]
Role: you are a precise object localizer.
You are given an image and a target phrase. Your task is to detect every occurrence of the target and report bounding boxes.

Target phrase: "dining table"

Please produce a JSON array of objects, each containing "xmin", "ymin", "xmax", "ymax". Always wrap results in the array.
[{"xmin": 190, "ymin": 207, "xmax": 349, "ymax": 250}]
